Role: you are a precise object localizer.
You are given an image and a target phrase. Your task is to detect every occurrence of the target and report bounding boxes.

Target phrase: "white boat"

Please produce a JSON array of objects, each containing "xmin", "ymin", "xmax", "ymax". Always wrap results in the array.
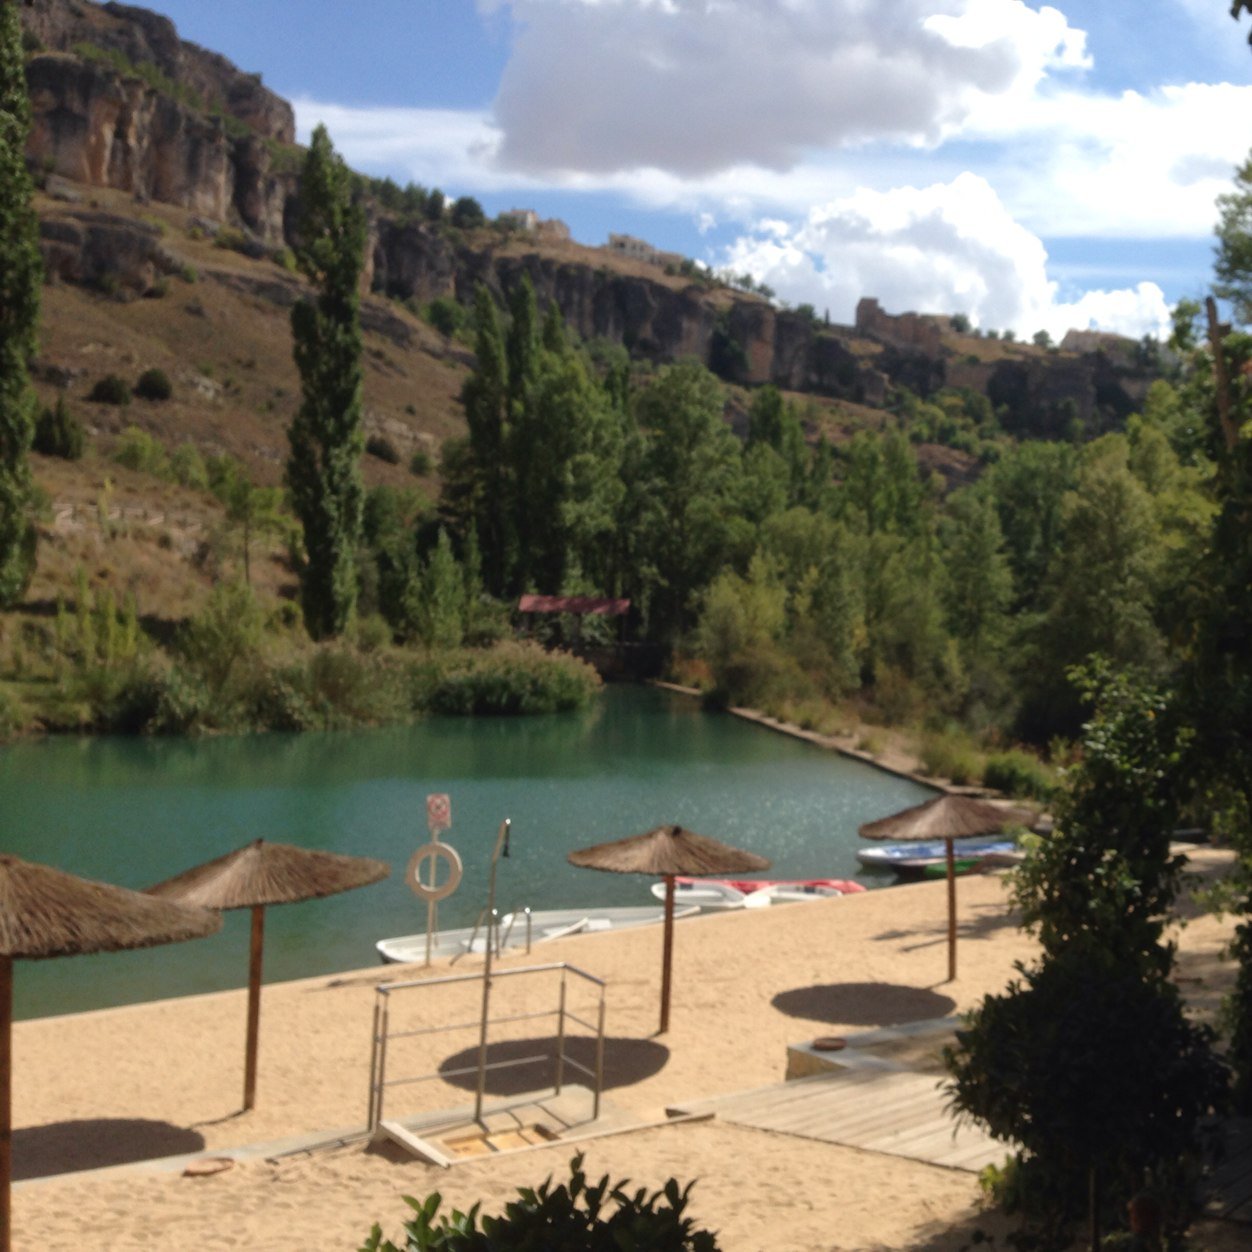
[
  {"xmin": 856, "ymin": 836, "xmax": 1019, "ymax": 877},
  {"xmin": 742, "ymin": 882, "xmax": 844, "ymax": 908},
  {"xmin": 376, "ymin": 904, "xmax": 700, "ymax": 964},
  {"xmin": 649, "ymin": 879, "xmax": 747, "ymax": 910}
]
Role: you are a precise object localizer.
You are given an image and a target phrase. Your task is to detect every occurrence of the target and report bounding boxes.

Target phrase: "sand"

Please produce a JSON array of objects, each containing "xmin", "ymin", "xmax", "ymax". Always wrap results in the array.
[{"xmin": 10, "ymin": 851, "xmax": 1243, "ymax": 1251}]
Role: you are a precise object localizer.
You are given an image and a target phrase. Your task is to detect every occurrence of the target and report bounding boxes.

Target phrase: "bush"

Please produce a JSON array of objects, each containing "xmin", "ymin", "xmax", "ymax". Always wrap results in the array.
[
  {"xmin": 362, "ymin": 1153, "xmax": 719, "ymax": 1252},
  {"xmin": 425, "ymin": 295, "xmax": 465, "ymax": 338},
  {"xmin": 414, "ymin": 642, "xmax": 600, "ymax": 716},
  {"xmin": 409, "ymin": 448, "xmax": 433, "ymax": 476},
  {"xmin": 134, "ymin": 367, "xmax": 173, "ymax": 401},
  {"xmin": 88, "ymin": 374, "xmax": 131, "ymax": 405},
  {"xmin": 366, "ymin": 434, "xmax": 401, "ymax": 464},
  {"xmin": 983, "ymin": 749, "xmax": 1055, "ymax": 800},
  {"xmin": 33, "ymin": 396, "xmax": 85, "ymax": 460},
  {"xmin": 113, "ymin": 426, "xmax": 170, "ymax": 477},
  {"xmin": 919, "ymin": 731, "xmax": 984, "ymax": 786}
]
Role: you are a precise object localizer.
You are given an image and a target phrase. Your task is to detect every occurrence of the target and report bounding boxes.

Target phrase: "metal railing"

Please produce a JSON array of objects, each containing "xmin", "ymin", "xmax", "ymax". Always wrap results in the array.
[
  {"xmin": 366, "ymin": 961, "xmax": 606, "ymax": 1133},
  {"xmin": 451, "ymin": 906, "xmax": 533, "ymax": 965}
]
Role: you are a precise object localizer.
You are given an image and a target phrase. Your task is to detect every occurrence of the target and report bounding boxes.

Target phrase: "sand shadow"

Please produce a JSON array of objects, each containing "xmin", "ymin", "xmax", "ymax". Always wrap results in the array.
[
  {"xmin": 437, "ymin": 1035, "xmax": 668, "ymax": 1097},
  {"xmin": 874, "ymin": 901, "xmax": 1021, "ymax": 950},
  {"xmin": 13, "ymin": 1118, "xmax": 205, "ymax": 1180},
  {"xmin": 771, "ymin": 981, "xmax": 956, "ymax": 1027}
]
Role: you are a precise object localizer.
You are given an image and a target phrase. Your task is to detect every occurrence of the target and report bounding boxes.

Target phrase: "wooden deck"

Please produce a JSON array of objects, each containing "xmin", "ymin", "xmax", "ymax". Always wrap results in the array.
[
  {"xmin": 669, "ymin": 1067, "xmax": 1007, "ymax": 1173},
  {"xmin": 1204, "ymin": 1117, "xmax": 1252, "ymax": 1225}
]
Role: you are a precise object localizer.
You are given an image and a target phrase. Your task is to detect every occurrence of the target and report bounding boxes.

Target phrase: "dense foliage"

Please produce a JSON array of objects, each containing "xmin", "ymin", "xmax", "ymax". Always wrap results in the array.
[
  {"xmin": 946, "ymin": 672, "xmax": 1228, "ymax": 1248},
  {"xmin": 288, "ymin": 123, "xmax": 367, "ymax": 639},
  {"xmin": 0, "ymin": 0, "xmax": 40, "ymax": 603},
  {"xmin": 361, "ymin": 1155, "xmax": 718, "ymax": 1252}
]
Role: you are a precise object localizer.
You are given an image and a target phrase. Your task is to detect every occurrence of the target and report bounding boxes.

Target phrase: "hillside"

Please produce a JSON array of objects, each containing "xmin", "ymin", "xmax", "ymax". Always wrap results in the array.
[{"xmin": 12, "ymin": 0, "xmax": 1167, "ymax": 632}]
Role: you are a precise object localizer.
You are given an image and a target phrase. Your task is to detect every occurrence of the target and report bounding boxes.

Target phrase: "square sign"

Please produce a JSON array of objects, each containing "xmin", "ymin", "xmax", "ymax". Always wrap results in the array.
[{"xmin": 426, "ymin": 792, "xmax": 451, "ymax": 833}]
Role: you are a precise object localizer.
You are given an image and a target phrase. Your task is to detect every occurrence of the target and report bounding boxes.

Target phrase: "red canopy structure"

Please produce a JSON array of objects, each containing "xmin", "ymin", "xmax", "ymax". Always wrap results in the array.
[{"xmin": 516, "ymin": 595, "xmax": 630, "ymax": 616}]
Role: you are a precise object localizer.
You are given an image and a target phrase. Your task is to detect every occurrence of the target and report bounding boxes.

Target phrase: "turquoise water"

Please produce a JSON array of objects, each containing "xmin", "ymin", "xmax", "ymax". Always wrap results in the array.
[{"xmin": 0, "ymin": 686, "xmax": 933, "ymax": 1020}]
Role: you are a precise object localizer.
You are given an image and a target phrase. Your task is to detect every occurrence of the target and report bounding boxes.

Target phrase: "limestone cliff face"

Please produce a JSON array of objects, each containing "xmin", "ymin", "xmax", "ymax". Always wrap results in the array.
[
  {"xmin": 22, "ymin": 1, "xmax": 295, "ymax": 241},
  {"xmin": 22, "ymin": 2, "xmax": 1155, "ymax": 436}
]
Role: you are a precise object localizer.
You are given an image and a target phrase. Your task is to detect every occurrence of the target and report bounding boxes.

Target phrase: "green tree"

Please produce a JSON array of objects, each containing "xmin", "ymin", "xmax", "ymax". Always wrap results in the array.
[
  {"xmin": 288, "ymin": 123, "xmax": 367, "ymax": 639},
  {"xmin": 631, "ymin": 361, "xmax": 746, "ymax": 640},
  {"xmin": 459, "ymin": 285, "xmax": 513, "ymax": 594},
  {"xmin": 1215, "ymin": 150, "xmax": 1252, "ymax": 325},
  {"xmin": 0, "ymin": 0, "xmax": 41, "ymax": 602},
  {"xmin": 948, "ymin": 671, "xmax": 1227, "ymax": 1246}
]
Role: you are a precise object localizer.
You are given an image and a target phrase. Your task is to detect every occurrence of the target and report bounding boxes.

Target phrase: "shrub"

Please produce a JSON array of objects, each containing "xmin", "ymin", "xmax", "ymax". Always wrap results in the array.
[
  {"xmin": 983, "ymin": 749, "xmax": 1055, "ymax": 800},
  {"xmin": 134, "ymin": 367, "xmax": 173, "ymax": 401},
  {"xmin": 409, "ymin": 448, "xmax": 433, "ymax": 476},
  {"xmin": 414, "ymin": 642, "xmax": 600, "ymax": 716},
  {"xmin": 362, "ymin": 1153, "xmax": 719, "ymax": 1252},
  {"xmin": 169, "ymin": 443, "xmax": 209, "ymax": 489},
  {"xmin": 425, "ymin": 295, "xmax": 465, "ymax": 338},
  {"xmin": 113, "ymin": 426, "xmax": 169, "ymax": 477},
  {"xmin": 365, "ymin": 434, "xmax": 401, "ymax": 464},
  {"xmin": 89, "ymin": 374, "xmax": 131, "ymax": 405},
  {"xmin": 919, "ymin": 731, "xmax": 984, "ymax": 786},
  {"xmin": 33, "ymin": 396, "xmax": 85, "ymax": 460}
]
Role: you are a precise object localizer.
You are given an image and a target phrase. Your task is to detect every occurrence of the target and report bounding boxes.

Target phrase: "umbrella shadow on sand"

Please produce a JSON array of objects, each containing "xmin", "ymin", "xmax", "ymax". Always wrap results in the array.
[
  {"xmin": 771, "ymin": 982, "xmax": 956, "ymax": 1027},
  {"xmin": 12, "ymin": 1118, "xmax": 205, "ymax": 1180},
  {"xmin": 437, "ymin": 1036, "xmax": 669, "ymax": 1098}
]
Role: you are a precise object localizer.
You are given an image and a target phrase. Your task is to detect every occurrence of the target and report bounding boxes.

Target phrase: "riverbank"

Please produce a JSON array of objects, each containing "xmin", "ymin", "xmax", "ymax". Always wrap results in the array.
[
  {"xmin": 11, "ymin": 850, "xmax": 1242, "ymax": 1250},
  {"xmin": 652, "ymin": 680, "xmax": 950, "ymax": 791}
]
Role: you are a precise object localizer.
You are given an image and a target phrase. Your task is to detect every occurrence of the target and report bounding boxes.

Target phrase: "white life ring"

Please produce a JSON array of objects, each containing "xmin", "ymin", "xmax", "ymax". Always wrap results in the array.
[{"xmin": 406, "ymin": 842, "xmax": 463, "ymax": 902}]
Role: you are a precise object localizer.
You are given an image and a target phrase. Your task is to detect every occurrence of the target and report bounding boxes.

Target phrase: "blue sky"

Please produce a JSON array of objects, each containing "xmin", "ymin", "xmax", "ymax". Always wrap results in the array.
[{"xmin": 139, "ymin": 1, "xmax": 1252, "ymax": 339}]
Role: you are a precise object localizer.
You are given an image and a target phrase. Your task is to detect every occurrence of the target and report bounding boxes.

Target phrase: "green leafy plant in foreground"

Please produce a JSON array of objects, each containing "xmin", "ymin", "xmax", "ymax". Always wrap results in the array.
[{"xmin": 361, "ymin": 1154, "xmax": 719, "ymax": 1251}]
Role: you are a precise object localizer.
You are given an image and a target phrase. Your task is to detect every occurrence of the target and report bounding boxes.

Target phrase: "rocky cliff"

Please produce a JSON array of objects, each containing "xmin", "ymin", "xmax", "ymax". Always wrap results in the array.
[
  {"xmin": 20, "ymin": 0, "xmax": 1157, "ymax": 440},
  {"xmin": 22, "ymin": 0, "xmax": 295, "ymax": 241}
]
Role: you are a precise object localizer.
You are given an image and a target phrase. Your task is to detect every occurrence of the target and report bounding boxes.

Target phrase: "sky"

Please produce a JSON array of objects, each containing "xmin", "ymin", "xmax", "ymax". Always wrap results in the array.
[{"xmin": 135, "ymin": 1, "xmax": 1252, "ymax": 340}]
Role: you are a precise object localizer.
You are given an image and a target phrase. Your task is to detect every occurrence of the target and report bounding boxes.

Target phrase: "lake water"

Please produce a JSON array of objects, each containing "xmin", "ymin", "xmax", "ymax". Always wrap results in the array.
[{"xmin": 0, "ymin": 685, "xmax": 933, "ymax": 1020}]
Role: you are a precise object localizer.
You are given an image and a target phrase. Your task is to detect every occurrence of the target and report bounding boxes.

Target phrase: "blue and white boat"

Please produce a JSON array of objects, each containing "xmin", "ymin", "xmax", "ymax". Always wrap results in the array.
[{"xmin": 856, "ymin": 836, "xmax": 1020, "ymax": 877}]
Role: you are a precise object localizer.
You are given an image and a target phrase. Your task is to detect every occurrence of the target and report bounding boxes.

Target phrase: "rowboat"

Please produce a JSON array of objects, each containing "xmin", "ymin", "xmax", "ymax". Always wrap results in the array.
[
  {"xmin": 856, "ymin": 837, "xmax": 1019, "ymax": 877},
  {"xmin": 376, "ymin": 903, "xmax": 700, "ymax": 964},
  {"xmin": 741, "ymin": 882, "xmax": 844, "ymax": 908},
  {"xmin": 713, "ymin": 877, "xmax": 867, "ymax": 896},
  {"xmin": 648, "ymin": 879, "xmax": 747, "ymax": 909}
]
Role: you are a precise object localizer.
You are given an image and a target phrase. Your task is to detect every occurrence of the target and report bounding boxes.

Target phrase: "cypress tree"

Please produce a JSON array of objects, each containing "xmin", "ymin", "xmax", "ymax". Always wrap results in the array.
[
  {"xmin": 288, "ymin": 123, "xmax": 366, "ymax": 639},
  {"xmin": 0, "ymin": 0, "xmax": 40, "ymax": 603}
]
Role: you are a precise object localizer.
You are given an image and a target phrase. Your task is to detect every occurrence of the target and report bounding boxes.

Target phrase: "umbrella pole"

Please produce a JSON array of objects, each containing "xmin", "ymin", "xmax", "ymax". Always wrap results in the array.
[
  {"xmin": 659, "ymin": 875, "xmax": 675, "ymax": 1035},
  {"xmin": 243, "ymin": 905, "xmax": 265, "ymax": 1111},
  {"xmin": 1, "ymin": 955, "xmax": 11, "ymax": 1252},
  {"xmin": 945, "ymin": 837, "xmax": 957, "ymax": 982}
]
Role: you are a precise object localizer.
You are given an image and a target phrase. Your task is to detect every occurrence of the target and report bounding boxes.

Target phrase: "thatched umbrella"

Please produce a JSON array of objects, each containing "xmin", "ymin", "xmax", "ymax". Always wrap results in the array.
[
  {"xmin": 146, "ymin": 839, "xmax": 389, "ymax": 1110},
  {"xmin": 568, "ymin": 824, "xmax": 769, "ymax": 1034},
  {"xmin": 859, "ymin": 794, "xmax": 1036, "ymax": 981},
  {"xmin": 0, "ymin": 854, "xmax": 221, "ymax": 1252}
]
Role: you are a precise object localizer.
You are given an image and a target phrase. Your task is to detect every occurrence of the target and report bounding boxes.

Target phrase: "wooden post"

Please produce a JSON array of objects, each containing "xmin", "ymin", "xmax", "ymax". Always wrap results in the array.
[
  {"xmin": 243, "ymin": 905, "xmax": 265, "ymax": 1111},
  {"xmin": 659, "ymin": 875, "xmax": 675, "ymax": 1034},
  {"xmin": 1, "ymin": 955, "xmax": 12, "ymax": 1252},
  {"xmin": 945, "ymin": 838, "xmax": 957, "ymax": 983}
]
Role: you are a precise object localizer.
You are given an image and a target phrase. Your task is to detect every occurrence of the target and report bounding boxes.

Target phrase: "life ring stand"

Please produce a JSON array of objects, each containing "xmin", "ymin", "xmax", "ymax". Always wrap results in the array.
[{"xmin": 406, "ymin": 842, "xmax": 463, "ymax": 902}]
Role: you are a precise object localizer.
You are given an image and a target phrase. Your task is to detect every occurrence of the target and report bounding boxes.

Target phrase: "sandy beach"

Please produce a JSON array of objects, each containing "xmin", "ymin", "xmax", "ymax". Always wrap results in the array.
[{"xmin": 10, "ymin": 853, "xmax": 1242, "ymax": 1251}]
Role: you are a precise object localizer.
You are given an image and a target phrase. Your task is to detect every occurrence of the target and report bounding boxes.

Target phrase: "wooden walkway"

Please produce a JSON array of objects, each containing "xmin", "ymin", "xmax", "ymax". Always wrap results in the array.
[
  {"xmin": 1204, "ymin": 1117, "xmax": 1252, "ymax": 1225},
  {"xmin": 669, "ymin": 1067, "xmax": 1007, "ymax": 1173}
]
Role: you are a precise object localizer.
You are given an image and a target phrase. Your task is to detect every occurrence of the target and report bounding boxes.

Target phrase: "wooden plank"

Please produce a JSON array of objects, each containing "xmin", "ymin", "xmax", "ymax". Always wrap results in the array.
[{"xmin": 381, "ymin": 1120, "xmax": 452, "ymax": 1168}]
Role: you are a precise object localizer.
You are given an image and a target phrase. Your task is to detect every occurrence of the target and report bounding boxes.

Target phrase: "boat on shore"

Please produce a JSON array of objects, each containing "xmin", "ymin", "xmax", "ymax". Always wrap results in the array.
[
  {"xmin": 651, "ymin": 876, "xmax": 867, "ymax": 909},
  {"xmin": 857, "ymin": 837, "xmax": 1019, "ymax": 878},
  {"xmin": 376, "ymin": 903, "xmax": 700, "ymax": 964}
]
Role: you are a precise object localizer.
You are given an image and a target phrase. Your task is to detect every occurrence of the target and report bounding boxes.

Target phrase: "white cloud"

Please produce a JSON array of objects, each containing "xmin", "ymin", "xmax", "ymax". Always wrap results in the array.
[
  {"xmin": 487, "ymin": 0, "xmax": 1090, "ymax": 176},
  {"xmin": 719, "ymin": 174, "xmax": 1172, "ymax": 340}
]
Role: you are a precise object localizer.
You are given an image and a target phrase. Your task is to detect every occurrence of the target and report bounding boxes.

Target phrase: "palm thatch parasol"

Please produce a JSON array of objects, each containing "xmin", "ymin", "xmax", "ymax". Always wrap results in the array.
[
  {"xmin": 146, "ymin": 839, "xmax": 389, "ymax": 1110},
  {"xmin": 859, "ymin": 794, "xmax": 1036, "ymax": 981},
  {"xmin": 0, "ymin": 854, "xmax": 221, "ymax": 1252},
  {"xmin": 568, "ymin": 824, "xmax": 769, "ymax": 1034}
]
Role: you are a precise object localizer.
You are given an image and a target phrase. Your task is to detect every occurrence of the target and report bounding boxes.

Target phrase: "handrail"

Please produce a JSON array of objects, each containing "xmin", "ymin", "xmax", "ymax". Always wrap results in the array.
[{"xmin": 367, "ymin": 961, "xmax": 606, "ymax": 1133}]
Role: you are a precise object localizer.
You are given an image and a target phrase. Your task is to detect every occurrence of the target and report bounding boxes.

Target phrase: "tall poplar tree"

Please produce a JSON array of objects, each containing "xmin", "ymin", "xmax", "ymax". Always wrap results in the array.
[
  {"xmin": 288, "ymin": 123, "xmax": 366, "ymax": 639},
  {"xmin": 0, "ymin": 0, "xmax": 40, "ymax": 603}
]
